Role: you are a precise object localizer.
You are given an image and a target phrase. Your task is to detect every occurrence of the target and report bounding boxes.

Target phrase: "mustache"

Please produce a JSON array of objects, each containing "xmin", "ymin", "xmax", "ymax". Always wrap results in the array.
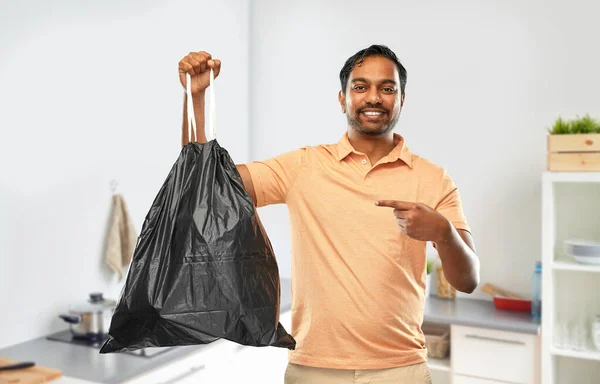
[{"xmin": 357, "ymin": 103, "xmax": 389, "ymax": 114}]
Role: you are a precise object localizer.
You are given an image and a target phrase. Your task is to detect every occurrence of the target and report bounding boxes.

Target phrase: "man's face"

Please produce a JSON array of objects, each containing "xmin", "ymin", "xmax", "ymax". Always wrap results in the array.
[{"xmin": 339, "ymin": 56, "xmax": 404, "ymax": 136}]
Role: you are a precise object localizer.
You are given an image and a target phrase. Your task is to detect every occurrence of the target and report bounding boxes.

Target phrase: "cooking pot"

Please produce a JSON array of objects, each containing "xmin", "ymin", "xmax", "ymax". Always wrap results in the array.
[{"xmin": 59, "ymin": 292, "xmax": 116, "ymax": 340}]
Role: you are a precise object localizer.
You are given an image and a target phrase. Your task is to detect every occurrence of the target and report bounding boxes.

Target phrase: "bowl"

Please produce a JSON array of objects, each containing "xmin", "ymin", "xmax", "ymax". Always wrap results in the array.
[
  {"xmin": 564, "ymin": 239, "xmax": 600, "ymax": 265},
  {"xmin": 564, "ymin": 239, "xmax": 600, "ymax": 258}
]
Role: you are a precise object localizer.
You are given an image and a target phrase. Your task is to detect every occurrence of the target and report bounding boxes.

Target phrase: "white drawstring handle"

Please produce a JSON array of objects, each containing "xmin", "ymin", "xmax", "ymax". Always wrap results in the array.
[{"xmin": 185, "ymin": 69, "xmax": 216, "ymax": 142}]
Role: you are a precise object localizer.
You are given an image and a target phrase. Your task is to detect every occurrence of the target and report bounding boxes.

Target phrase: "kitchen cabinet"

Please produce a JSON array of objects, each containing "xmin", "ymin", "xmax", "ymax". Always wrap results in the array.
[
  {"xmin": 122, "ymin": 347, "xmax": 209, "ymax": 384},
  {"xmin": 423, "ymin": 295, "xmax": 541, "ymax": 384},
  {"xmin": 52, "ymin": 378, "xmax": 98, "ymax": 384},
  {"xmin": 154, "ymin": 365, "xmax": 208, "ymax": 384},
  {"xmin": 452, "ymin": 374, "xmax": 513, "ymax": 384},
  {"xmin": 122, "ymin": 339, "xmax": 237, "ymax": 384},
  {"xmin": 451, "ymin": 325, "xmax": 540, "ymax": 384},
  {"xmin": 123, "ymin": 311, "xmax": 293, "ymax": 384},
  {"xmin": 203, "ymin": 310, "xmax": 292, "ymax": 383}
]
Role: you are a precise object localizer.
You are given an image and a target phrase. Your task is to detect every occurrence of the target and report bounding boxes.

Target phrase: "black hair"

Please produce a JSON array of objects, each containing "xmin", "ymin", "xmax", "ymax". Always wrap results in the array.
[{"xmin": 339, "ymin": 44, "xmax": 407, "ymax": 95}]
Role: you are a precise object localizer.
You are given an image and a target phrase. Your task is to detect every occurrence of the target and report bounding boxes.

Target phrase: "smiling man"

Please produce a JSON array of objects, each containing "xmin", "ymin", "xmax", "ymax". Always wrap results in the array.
[{"xmin": 178, "ymin": 44, "xmax": 480, "ymax": 384}]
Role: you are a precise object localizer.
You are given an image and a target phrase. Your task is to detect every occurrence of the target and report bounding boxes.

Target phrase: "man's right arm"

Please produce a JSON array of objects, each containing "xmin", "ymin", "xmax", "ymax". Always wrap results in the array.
[{"xmin": 178, "ymin": 51, "xmax": 257, "ymax": 204}]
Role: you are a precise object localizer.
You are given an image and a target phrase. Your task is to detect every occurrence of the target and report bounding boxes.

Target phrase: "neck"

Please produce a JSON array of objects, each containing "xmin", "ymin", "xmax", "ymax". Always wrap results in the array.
[{"xmin": 347, "ymin": 128, "xmax": 397, "ymax": 164}]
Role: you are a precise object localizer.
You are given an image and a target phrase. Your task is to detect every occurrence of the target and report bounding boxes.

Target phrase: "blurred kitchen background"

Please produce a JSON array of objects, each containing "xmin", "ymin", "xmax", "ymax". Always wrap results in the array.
[{"xmin": 1, "ymin": 0, "xmax": 600, "ymax": 383}]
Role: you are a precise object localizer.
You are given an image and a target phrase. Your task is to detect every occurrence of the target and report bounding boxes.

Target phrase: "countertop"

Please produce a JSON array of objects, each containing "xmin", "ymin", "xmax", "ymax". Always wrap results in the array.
[
  {"xmin": 424, "ymin": 295, "xmax": 541, "ymax": 335},
  {"xmin": 0, "ymin": 278, "xmax": 292, "ymax": 384},
  {"xmin": 0, "ymin": 281, "xmax": 541, "ymax": 384}
]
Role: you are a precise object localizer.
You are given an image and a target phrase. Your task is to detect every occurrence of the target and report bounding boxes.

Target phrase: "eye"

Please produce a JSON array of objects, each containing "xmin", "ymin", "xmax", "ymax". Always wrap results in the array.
[
  {"xmin": 382, "ymin": 87, "xmax": 396, "ymax": 93},
  {"xmin": 353, "ymin": 85, "xmax": 366, "ymax": 91}
]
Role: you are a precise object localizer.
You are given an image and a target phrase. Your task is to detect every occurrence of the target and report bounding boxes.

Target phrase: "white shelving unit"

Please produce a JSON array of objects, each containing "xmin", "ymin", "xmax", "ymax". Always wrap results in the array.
[
  {"xmin": 551, "ymin": 347, "xmax": 600, "ymax": 362},
  {"xmin": 541, "ymin": 171, "xmax": 600, "ymax": 384},
  {"xmin": 551, "ymin": 260, "xmax": 600, "ymax": 273}
]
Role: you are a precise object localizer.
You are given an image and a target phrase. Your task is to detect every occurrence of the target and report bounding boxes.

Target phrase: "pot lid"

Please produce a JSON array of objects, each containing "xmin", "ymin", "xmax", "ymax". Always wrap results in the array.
[{"xmin": 69, "ymin": 292, "xmax": 116, "ymax": 313}]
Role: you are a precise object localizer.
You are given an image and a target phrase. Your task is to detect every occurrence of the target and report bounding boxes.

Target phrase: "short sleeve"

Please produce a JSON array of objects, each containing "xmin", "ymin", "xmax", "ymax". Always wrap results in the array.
[
  {"xmin": 244, "ymin": 148, "xmax": 305, "ymax": 207},
  {"xmin": 434, "ymin": 170, "xmax": 471, "ymax": 233}
]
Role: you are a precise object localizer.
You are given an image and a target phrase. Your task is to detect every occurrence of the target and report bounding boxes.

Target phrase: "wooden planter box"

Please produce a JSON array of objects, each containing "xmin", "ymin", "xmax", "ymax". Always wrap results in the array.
[{"xmin": 547, "ymin": 134, "xmax": 600, "ymax": 171}]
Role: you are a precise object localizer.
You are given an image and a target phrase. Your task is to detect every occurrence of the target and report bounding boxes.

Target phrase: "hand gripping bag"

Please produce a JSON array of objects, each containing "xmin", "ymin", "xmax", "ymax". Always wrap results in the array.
[{"xmin": 100, "ymin": 70, "xmax": 296, "ymax": 353}]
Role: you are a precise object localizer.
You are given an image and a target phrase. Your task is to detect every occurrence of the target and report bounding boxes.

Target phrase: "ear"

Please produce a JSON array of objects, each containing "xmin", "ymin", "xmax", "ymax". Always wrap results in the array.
[
  {"xmin": 400, "ymin": 93, "xmax": 406, "ymax": 107},
  {"xmin": 338, "ymin": 91, "xmax": 346, "ymax": 113}
]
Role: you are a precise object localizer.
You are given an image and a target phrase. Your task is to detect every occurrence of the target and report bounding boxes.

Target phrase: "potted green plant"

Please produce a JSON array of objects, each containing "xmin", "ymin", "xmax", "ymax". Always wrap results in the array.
[{"xmin": 547, "ymin": 114, "xmax": 600, "ymax": 171}]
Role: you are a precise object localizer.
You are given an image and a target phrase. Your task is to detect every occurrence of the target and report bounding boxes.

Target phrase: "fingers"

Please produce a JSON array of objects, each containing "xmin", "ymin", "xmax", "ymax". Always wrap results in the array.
[
  {"xmin": 375, "ymin": 200, "xmax": 416, "ymax": 210},
  {"xmin": 190, "ymin": 52, "xmax": 208, "ymax": 73},
  {"xmin": 187, "ymin": 54, "xmax": 203, "ymax": 75},
  {"xmin": 393, "ymin": 208, "xmax": 409, "ymax": 219},
  {"xmin": 209, "ymin": 59, "xmax": 222, "ymax": 78},
  {"xmin": 178, "ymin": 51, "xmax": 214, "ymax": 76},
  {"xmin": 178, "ymin": 60, "xmax": 193, "ymax": 76}
]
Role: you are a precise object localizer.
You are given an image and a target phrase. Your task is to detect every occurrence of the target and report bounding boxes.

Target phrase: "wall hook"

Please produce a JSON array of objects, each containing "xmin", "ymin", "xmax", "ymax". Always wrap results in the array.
[{"xmin": 110, "ymin": 179, "xmax": 119, "ymax": 195}]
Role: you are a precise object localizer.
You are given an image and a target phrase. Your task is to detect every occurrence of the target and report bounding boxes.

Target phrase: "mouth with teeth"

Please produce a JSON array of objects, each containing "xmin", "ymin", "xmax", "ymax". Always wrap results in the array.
[{"xmin": 359, "ymin": 108, "xmax": 388, "ymax": 121}]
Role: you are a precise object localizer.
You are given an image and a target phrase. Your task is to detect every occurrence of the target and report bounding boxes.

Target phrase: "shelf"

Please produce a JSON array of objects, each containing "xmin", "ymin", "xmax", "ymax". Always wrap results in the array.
[
  {"xmin": 427, "ymin": 357, "xmax": 450, "ymax": 372},
  {"xmin": 551, "ymin": 347, "xmax": 600, "ymax": 361},
  {"xmin": 543, "ymin": 171, "xmax": 600, "ymax": 183},
  {"xmin": 552, "ymin": 260, "xmax": 600, "ymax": 273}
]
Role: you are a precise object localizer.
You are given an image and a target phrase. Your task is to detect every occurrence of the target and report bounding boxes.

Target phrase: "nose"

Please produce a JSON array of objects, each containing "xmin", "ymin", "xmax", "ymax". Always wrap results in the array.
[{"xmin": 367, "ymin": 88, "xmax": 381, "ymax": 104}]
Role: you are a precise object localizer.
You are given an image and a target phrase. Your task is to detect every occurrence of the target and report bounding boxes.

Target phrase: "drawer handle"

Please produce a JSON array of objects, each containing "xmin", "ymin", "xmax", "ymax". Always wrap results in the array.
[
  {"xmin": 157, "ymin": 365, "xmax": 206, "ymax": 384},
  {"xmin": 465, "ymin": 334, "xmax": 525, "ymax": 345}
]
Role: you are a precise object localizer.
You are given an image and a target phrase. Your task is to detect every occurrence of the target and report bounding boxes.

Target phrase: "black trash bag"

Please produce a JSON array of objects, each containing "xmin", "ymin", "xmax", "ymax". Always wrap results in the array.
[{"xmin": 99, "ymin": 140, "xmax": 296, "ymax": 353}]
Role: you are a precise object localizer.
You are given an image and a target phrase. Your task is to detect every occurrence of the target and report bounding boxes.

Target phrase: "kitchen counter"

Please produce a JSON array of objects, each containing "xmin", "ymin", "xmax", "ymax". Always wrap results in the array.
[
  {"xmin": 424, "ymin": 296, "xmax": 541, "ymax": 335},
  {"xmin": 1, "ymin": 281, "xmax": 541, "ymax": 384},
  {"xmin": 0, "ymin": 278, "xmax": 292, "ymax": 384}
]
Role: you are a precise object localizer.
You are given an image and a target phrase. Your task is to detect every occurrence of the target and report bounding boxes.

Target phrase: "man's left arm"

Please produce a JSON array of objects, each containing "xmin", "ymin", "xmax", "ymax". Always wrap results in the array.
[
  {"xmin": 432, "ymin": 225, "xmax": 479, "ymax": 293},
  {"xmin": 376, "ymin": 171, "xmax": 479, "ymax": 293},
  {"xmin": 431, "ymin": 171, "xmax": 480, "ymax": 293}
]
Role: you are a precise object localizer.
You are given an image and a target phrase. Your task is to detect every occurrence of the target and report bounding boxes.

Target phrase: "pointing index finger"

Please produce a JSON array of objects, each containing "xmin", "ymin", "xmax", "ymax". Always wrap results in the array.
[{"xmin": 375, "ymin": 200, "xmax": 416, "ymax": 210}]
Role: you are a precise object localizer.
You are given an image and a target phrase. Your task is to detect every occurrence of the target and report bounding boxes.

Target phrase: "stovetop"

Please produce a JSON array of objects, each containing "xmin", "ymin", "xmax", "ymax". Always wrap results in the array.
[{"xmin": 46, "ymin": 330, "xmax": 174, "ymax": 358}]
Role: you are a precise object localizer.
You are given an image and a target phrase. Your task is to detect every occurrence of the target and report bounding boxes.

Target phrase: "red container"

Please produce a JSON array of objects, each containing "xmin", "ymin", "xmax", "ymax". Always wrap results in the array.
[{"xmin": 493, "ymin": 296, "xmax": 532, "ymax": 312}]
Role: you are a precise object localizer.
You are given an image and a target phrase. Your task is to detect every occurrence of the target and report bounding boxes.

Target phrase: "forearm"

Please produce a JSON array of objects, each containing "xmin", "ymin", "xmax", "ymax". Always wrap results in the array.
[
  {"xmin": 181, "ymin": 91, "xmax": 207, "ymax": 147},
  {"xmin": 434, "ymin": 222, "xmax": 480, "ymax": 293}
]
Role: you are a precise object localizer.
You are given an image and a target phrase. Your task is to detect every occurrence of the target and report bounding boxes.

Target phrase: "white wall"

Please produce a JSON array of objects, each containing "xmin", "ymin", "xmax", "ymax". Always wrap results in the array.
[
  {"xmin": 249, "ymin": 0, "xmax": 600, "ymax": 298},
  {"xmin": 3, "ymin": 0, "xmax": 600, "ymax": 351},
  {"xmin": 0, "ymin": 0, "xmax": 250, "ymax": 349}
]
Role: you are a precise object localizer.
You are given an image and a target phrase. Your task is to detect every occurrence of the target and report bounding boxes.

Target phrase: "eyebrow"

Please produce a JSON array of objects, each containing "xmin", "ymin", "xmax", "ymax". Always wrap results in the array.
[{"xmin": 351, "ymin": 78, "xmax": 398, "ymax": 86}]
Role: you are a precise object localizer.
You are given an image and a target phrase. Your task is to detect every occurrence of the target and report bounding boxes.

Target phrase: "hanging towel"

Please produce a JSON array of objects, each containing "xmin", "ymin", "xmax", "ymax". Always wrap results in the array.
[{"xmin": 105, "ymin": 194, "xmax": 137, "ymax": 280}]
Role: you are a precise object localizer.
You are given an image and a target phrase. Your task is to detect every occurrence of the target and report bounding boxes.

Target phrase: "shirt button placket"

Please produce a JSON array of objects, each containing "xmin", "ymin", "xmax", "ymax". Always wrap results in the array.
[{"xmin": 361, "ymin": 158, "xmax": 371, "ymax": 180}]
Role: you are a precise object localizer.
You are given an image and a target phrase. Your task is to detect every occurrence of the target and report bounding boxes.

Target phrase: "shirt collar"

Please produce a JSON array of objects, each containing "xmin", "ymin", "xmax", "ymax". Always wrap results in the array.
[{"xmin": 335, "ymin": 132, "xmax": 413, "ymax": 168}]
